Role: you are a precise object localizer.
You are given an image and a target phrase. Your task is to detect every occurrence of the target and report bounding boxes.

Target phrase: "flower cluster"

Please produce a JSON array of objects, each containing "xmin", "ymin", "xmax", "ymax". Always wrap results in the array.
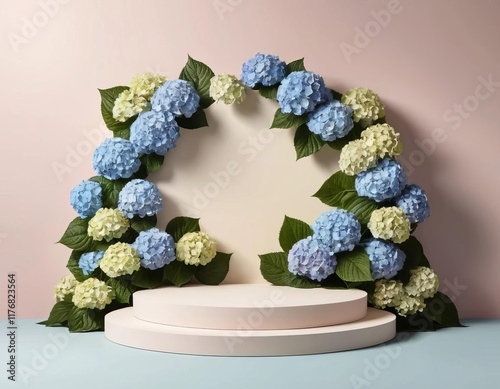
[
  {"xmin": 99, "ymin": 242, "xmax": 140, "ymax": 278},
  {"xmin": 341, "ymin": 87, "xmax": 385, "ymax": 127},
  {"xmin": 368, "ymin": 279, "xmax": 405, "ymax": 309},
  {"xmin": 54, "ymin": 275, "xmax": 78, "ymax": 302},
  {"xmin": 355, "ymin": 158, "xmax": 408, "ymax": 202},
  {"xmin": 132, "ymin": 228, "xmax": 176, "ymax": 270},
  {"xmin": 151, "ymin": 80, "xmax": 200, "ymax": 121},
  {"xmin": 130, "ymin": 110, "xmax": 180, "ymax": 155},
  {"xmin": 70, "ymin": 180, "xmax": 102, "ymax": 219},
  {"xmin": 118, "ymin": 179, "xmax": 163, "ymax": 218},
  {"xmin": 361, "ymin": 124, "xmax": 402, "ymax": 159},
  {"xmin": 406, "ymin": 266, "xmax": 439, "ymax": 299},
  {"xmin": 72, "ymin": 278, "xmax": 114, "ymax": 310},
  {"xmin": 241, "ymin": 53, "xmax": 286, "ymax": 88},
  {"xmin": 368, "ymin": 207, "xmax": 411, "ymax": 243},
  {"xmin": 363, "ymin": 238, "xmax": 406, "ymax": 279},
  {"xmin": 311, "ymin": 209, "xmax": 361, "ymax": 253},
  {"xmin": 93, "ymin": 138, "xmax": 141, "ymax": 180},
  {"xmin": 277, "ymin": 71, "xmax": 332, "ymax": 115},
  {"xmin": 78, "ymin": 251, "xmax": 104, "ymax": 275},
  {"xmin": 307, "ymin": 100, "xmax": 354, "ymax": 142},
  {"xmin": 288, "ymin": 237, "xmax": 337, "ymax": 281},
  {"xmin": 395, "ymin": 184, "xmax": 430, "ymax": 223},
  {"xmin": 209, "ymin": 73, "xmax": 246, "ymax": 104},
  {"xmin": 87, "ymin": 208, "xmax": 130, "ymax": 241},
  {"xmin": 339, "ymin": 139, "xmax": 379, "ymax": 175},
  {"xmin": 129, "ymin": 72, "xmax": 167, "ymax": 101},
  {"xmin": 176, "ymin": 231, "xmax": 216, "ymax": 266}
]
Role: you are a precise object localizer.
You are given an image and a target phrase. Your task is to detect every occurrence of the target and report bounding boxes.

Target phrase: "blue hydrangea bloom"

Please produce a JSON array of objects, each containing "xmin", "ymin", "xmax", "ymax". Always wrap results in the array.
[
  {"xmin": 93, "ymin": 138, "xmax": 141, "ymax": 180},
  {"xmin": 241, "ymin": 53, "xmax": 286, "ymax": 88},
  {"xmin": 363, "ymin": 238, "xmax": 406, "ymax": 280},
  {"xmin": 78, "ymin": 251, "xmax": 104, "ymax": 275},
  {"xmin": 307, "ymin": 100, "xmax": 354, "ymax": 141},
  {"xmin": 355, "ymin": 158, "xmax": 408, "ymax": 202},
  {"xmin": 277, "ymin": 71, "xmax": 332, "ymax": 116},
  {"xmin": 288, "ymin": 237, "xmax": 337, "ymax": 281},
  {"xmin": 132, "ymin": 228, "xmax": 176, "ymax": 270},
  {"xmin": 130, "ymin": 110, "xmax": 180, "ymax": 155},
  {"xmin": 70, "ymin": 180, "xmax": 102, "ymax": 218},
  {"xmin": 118, "ymin": 179, "xmax": 162, "ymax": 218},
  {"xmin": 311, "ymin": 209, "xmax": 361, "ymax": 253},
  {"xmin": 151, "ymin": 80, "xmax": 200, "ymax": 121},
  {"xmin": 395, "ymin": 184, "xmax": 430, "ymax": 223}
]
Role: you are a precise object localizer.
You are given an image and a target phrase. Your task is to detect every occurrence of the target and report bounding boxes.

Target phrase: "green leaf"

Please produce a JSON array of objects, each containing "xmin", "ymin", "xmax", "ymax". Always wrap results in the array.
[
  {"xmin": 163, "ymin": 260, "xmax": 196, "ymax": 287},
  {"xmin": 341, "ymin": 195, "xmax": 379, "ymax": 225},
  {"xmin": 58, "ymin": 217, "xmax": 95, "ymax": 252},
  {"xmin": 165, "ymin": 217, "xmax": 200, "ymax": 242},
  {"xmin": 131, "ymin": 267, "xmax": 163, "ymax": 289},
  {"xmin": 89, "ymin": 176, "xmax": 127, "ymax": 208},
  {"xmin": 313, "ymin": 171, "xmax": 357, "ymax": 207},
  {"xmin": 294, "ymin": 124, "xmax": 325, "ymax": 159},
  {"xmin": 278, "ymin": 215, "xmax": 312, "ymax": 252},
  {"xmin": 327, "ymin": 121, "xmax": 363, "ymax": 151},
  {"xmin": 107, "ymin": 278, "xmax": 135, "ymax": 304},
  {"xmin": 176, "ymin": 107, "xmax": 209, "ymax": 129},
  {"xmin": 44, "ymin": 301, "xmax": 74, "ymax": 327},
  {"xmin": 259, "ymin": 85, "xmax": 278, "ymax": 99},
  {"xmin": 286, "ymin": 58, "xmax": 306, "ymax": 73},
  {"xmin": 270, "ymin": 109, "xmax": 307, "ymax": 129},
  {"xmin": 140, "ymin": 154, "xmax": 164, "ymax": 174},
  {"xmin": 424, "ymin": 292, "xmax": 464, "ymax": 328},
  {"xmin": 179, "ymin": 55, "xmax": 215, "ymax": 109},
  {"xmin": 395, "ymin": 236, "xmax": 427, "ymax": 283},
  {"xmin": 131, "ymin": 215, "xmax": 157, "ymax": 233},
  {"xmin": 195, "ymin": 252, "xmax": 231, "ymax": 285},
  {"xmin": 335, "ymin": 248, "xmax": 373, "ymax": 282},
  {"xmin": 329, "ymin": 88, "xmax": 343, "ymax": 101},
  {"xmin": 259, "ymin": 252, "xmax": 319, "ymax": 288},
  {"xmin": 66, "ymin": 251, "xmax": 89, "ymax": 282},
  {"xmin": 98, "ymin": 87, "xmax": 136, "ymax": 134},
  {"xmin": 67, "ymin": 307, "xmax": 104, "ymax": 332}
]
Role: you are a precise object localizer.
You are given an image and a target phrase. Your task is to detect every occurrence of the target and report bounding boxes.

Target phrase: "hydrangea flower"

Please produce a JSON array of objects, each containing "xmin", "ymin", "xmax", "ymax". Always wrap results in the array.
[
  {"xmin": 118, "ymin": 179, "xmax": 163, "ymax": 218},
  {"xmin": 395, "ymin": 295, "xmax": 426, "ymax": 316},
  {"xmin": 341, "ymin": 87, "xmax": 385, "ymax": 127},
  {"xmin": 240, "ymin": 53, "xmax": 286, "ymax": 88},
  {"xmin": 395, "ymin": 184, "xmax": 430, "ymax": 223},
  {"xmin": 130, "ymin": 110, "xmax": 180, "ymax": 155},
  {"xmin": 99, "ymin": 242, "xmax": 140, "ymax": 278},
  {"xmin": 132, "ymin": 228, "xmax": 176, "ymax": 270},
  {"xmin": 112, "ymin": 89, "xmax": 147, "ymax": 122},
  {"xmin": 363, "ymin": 238, "xmax": 406, "ymax": 279},
  {"xmin": 339, "ymin": 139, "xmax": 379, "ymax": 176},
  {"xmin": 72, "ymin": 278, "xmax": 114, "ymax": 310},
  {"xmin": 151, "ymin": 80, "xmax": 200, "ymax": 121},
  {"xmin": 307, "ymin": 100, "xmax": 354, "ymax": 142},
  {"xmin": 78, "ymin": 251, "xmax": 104, "ymax": 275},
  {"xmin": 176, "ymin": 232, "xmax": 216, "ymax": 266},
  {"xmin": 369, "ymin": 279, "xmax": 405, "ymax": 309},
  {"xmin": 368, "ymin": 207, "xmax": 411, "ymax": 244},
  {"xmin": 311, "ymin": 209, "xmax": 361, "ymax": 253},
  {"xmin": 70, "ymin": 180, "xmax": 102, "ymax": 219},
  {"xmin": 92, "ymin": 138, "xmax": 141, "ymax": 180},
  {"xmin": 361, "ymin": 123, "xmax": 402, "ymax": 158},
  {"xmin": 277, "ymin": 71, "xmax": 332, "ymax": 116},
  {"xmin": 87, "ymin": 208, "xmax": 130, "ymax": 241},
  {"xmin": 209, "ymin": 73, "xmax": 246, "ymax": 104},
  {"xmin": 406, "ymin": 266, "xmax": 439, "ymax": 299},
  {"xmin": 129, "ymin": 72, "xmax": 167, "ymax": 100},
  {"xmin": 355, "ymin": 158, "xmax": 408, "ymax": 202},
  {"xmin": 54, "ymin": 274, "xmax": 78, "ymax": 302},
  {"xmin": 288, "ymin": 237, "xmax": 337, "ymax": 281}
]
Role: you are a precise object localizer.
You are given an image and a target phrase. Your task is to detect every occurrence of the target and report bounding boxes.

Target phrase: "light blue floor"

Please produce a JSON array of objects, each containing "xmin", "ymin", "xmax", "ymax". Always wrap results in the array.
[{"xmin": 2, "ymin": 319, "xmax": 499, "ymax": 389}]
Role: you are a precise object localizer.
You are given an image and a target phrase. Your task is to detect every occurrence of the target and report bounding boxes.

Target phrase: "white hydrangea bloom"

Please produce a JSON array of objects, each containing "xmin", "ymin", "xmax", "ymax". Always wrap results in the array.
[
  {"xmin": 87, "ymin": 208, "xmax": 129, "ymax": 242},
  {"xmin": 395, "ymin": 295, "xmax": 426, "ymax": 316},
  {"xmin": 129, "ymin": 72, "xmax": 167, "ymax": 100},
  {"xmin": 368, "ymin": 207, "xmax": 411, "ymax": 244},
  {"xmin": 339, "ymin": 139, "xmax": 379, "ymax": 176},
  {"xmin": 176, "ymin": 232, "xmax": 217, "ymax": 266},
  {"xmin": 209, "ymin": 73, "xmax": 246, "ymax": 104},
  {"xmin": 99, "ymin": 242, "xmax": 140, "ymax": 278},
  {"xmin": 369, "ymin": 279, "xmax": 405, "ymax": 309},
  {"xmin": 54, "ymin": 274, "xmax": 78, "ymax": 302},
  {"xmin": 361, "ymin": 123, "xmax": 402, "ymax": 159},
  {"xmin": 112, "ymin": 90, "xmax": 147, "ymax": 122},
  {"xmin": 341, "ymin": 87, "xmax": 385, "ymax": 127},
  {"xmin": 72, "ymin": 278, "xmax": 114, "ymax": 310},
  {"xmin": 406, "ymin": 266, "xmax": 439, "ymax": 299}
]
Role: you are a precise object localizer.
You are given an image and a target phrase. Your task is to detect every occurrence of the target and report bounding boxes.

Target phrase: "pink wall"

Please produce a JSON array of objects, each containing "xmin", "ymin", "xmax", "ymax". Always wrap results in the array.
[{"xmin": 1, "ymin": 0, "xmax": 499, "ymax": 318}]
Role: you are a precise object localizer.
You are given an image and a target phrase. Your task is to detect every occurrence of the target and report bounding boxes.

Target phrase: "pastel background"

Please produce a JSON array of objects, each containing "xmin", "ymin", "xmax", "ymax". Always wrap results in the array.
[{"xmin": 1, "ymin": 0, "xmax": 499, "ymax": 319}]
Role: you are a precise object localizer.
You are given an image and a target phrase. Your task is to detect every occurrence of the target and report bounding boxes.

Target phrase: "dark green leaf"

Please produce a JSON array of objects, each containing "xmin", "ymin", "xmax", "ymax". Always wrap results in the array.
[
  {"xmin": 270, "ymin": 109, "xmax": 307, "ymax": 129},
  {"xmin": 395, "ymin": 236, "xmax": 426, "ymax": 283},
  {"xmin": 68, "ymin": 307, "xmax": 104, "ymax": 332},
  {"xmin": 44, "ymin": 301, "xmax": 74, "ymax": 327},
  {"xmin": 195, "ymin": 252, "xmax": 231, "ymax": 285},
  {"xmin": 294, "ymin": 124, "xmax": 325, "ymax": 159},
  {"xmin": 179, "ymin": 55, "xmax": 215, "ymax": 109},
  {"xmin": 66, "ymin": 251, "xmax": 89, "ymax": 282},
  {"xmin": 131, "ymin": 267, "xmax": 163, "ymax": 289},
  {"xmin": 329, "ymin": 88, "xmax": 343, "ymax": 101},
  {"xmin": 259, "ymin": 85, "xmax": 278, "ymax": 99},
  {"xmin": 335, "ymin": 248, "xmax": 373, "ymax": 282},
  {"xmin": 286, "ymin": 58, "xmax": 306, "ymax": 73},
  {"xmin": 259, "ymin": 252, "xmax": 319, "ymax": 288},
  {"xmin": 342, "ymin": 195, "xmax": 379, "ymax": 225},
  {"xmin": 424, "ymin": 292, "xmax": 464, "ymax": 328},
  {"xmin": 58, "ymin": 218, "xmax": 94, "ymax": 252},
  {"xmin": 88, "ymin": 176, "xmax": 127, "ymax": 208},
  {"xmin": 98, "ymin": 87, "xmax": 136, "ymax": 134},
  {"xmin": 176, "ymin": 107, "xmax": 209, "ymax": 129},
  {"xmin": 113, "ymin": 127, "xmax": 131, "ymax": 140},
  {"xmin": 140, "ymin": 154, "xmax": 164, "ymax": 174},
  {"xmin": 313, "ymin": 171, "xmax": 357, "ymax": 207},
  {"xmin": 107, "ymin": 278, "xmax": 135, "ymax": 304},
  {"xmin": 278, "ymin": 215, "xmax": 312, "ymax": 252},
  {"xmin": 165, "ymin": 217, "xmax": 200, "ymax": 242},
  {"xmin": 163, "ymin": 260, "xmax": 196, "ymax": 287},
  {"xmin": 131, "ymin": 215, "xmax": 157, "ymax": 233}
]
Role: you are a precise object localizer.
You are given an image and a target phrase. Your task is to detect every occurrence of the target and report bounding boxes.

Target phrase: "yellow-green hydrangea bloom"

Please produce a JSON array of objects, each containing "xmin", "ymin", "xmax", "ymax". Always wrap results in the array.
[
  {"xmin": 87, "ymin": 208, "xmax": 129, "ymax": 242},
  {"xmin": 406, "ymin": 266, "xmax": 439, "ymax": 299},
  {"xmin": 112, "ymin": 89, "xmax": 147, "ymax": 122},
  {"xmin": 72, "ymin": 278, "xmax": 114, "ymax": 310},
  {"xmin": 395, "ymin": 295, "xmax": 426, "ymax": 316},
  {"xmin": 99, "ymin": 242, "xmax": 140, "ymax": 278},
  {"xmin": 209, "ymin": 73, "xmax": 246, "ymax": 104},
  {"xmin": 176, "ymin": 231, "xmax": 217, "ymax": 266},
  {"xmin": 369, "ymin": 279, "xmax": 405, "ymax": 309},
  {"xmin": 361, "ymin": 123, "xmax": 403, "ymax": 159},
  {"xmin": 368, "ymin": 207, "xmax": 411, "ymax": 244},
  {"xmin": 341, "ymin": 87, "xmax": 385, "ymax": 127},
  {"xmin": 54, "ymin": 274, "xmax": 78, "ymax": 302},
  {"xmin": 129, "ymin": 72, "xmax": 167, "ymax": 100},
  {"xmin": 339, "ymin": 139, "xmax": 379, "ymax": 176}
]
